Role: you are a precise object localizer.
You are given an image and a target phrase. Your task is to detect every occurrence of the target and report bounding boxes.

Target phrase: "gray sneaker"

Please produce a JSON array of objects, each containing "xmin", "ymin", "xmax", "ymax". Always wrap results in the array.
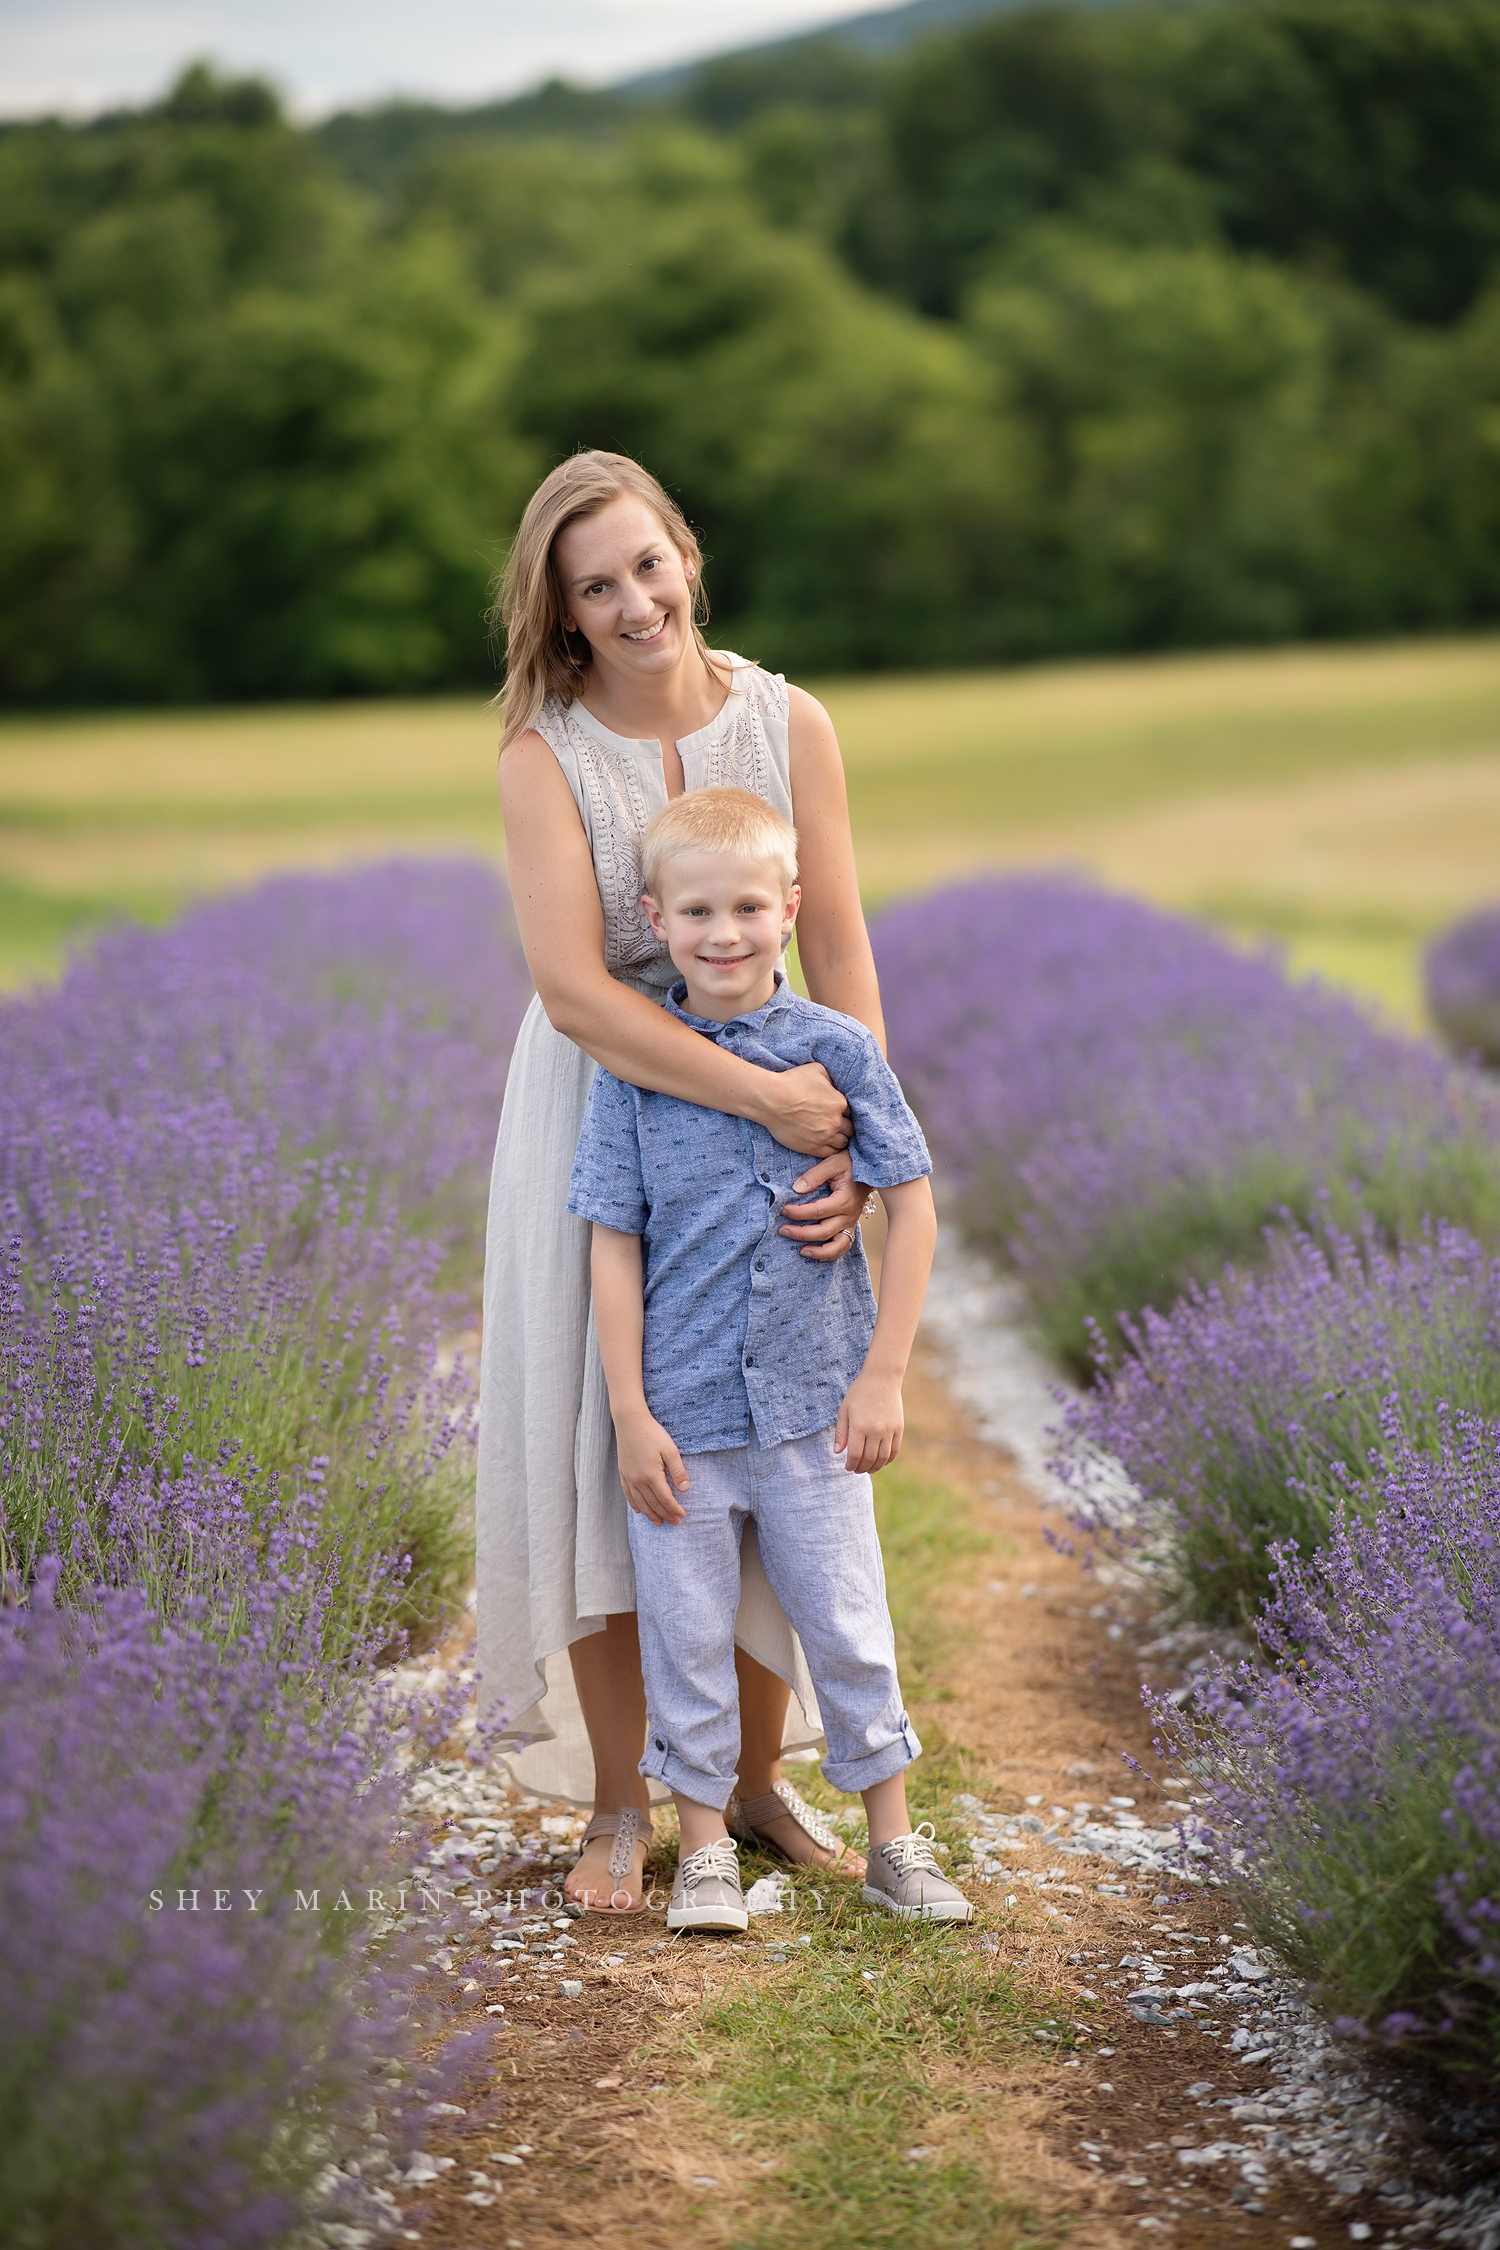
[
  {"xmin": 667, "ymin": 1838, "xmax": 748, "ymax": 1933},
  {"xmin": 862, "ymin": 1823, "xmax": 974, "ymax": 1923}
]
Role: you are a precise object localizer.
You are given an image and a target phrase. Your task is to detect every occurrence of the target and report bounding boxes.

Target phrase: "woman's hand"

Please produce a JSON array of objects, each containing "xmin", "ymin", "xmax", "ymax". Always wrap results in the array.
[
  {"xmin": 780, "ymin": 1152, "xmax": 869, "ymax": 1264},
  {"xmin": 758, "ymin": 1060, "xmax": 851, "ymax": 1160}
]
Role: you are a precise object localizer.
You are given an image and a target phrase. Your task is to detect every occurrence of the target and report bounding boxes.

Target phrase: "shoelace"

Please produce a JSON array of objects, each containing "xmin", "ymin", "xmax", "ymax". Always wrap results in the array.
[
  {"xmin": 880, "ymin": 1821, "xmax": 942, "ymax": 1875},
  {"xmin": 680, "ymin": 1838, "xmax": 741, "ymax": 1886}
]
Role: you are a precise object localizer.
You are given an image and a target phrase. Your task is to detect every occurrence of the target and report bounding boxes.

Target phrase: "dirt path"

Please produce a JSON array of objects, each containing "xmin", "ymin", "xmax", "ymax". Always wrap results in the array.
[{"xmin": 392, "ymin": 1344, "xmax": 1366, "ymax": 2250}]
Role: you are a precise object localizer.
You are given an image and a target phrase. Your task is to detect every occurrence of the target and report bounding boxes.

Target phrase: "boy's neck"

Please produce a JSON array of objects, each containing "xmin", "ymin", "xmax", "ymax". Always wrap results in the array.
[{"xmin": 677, "ymin": 964, "xmax": 780, "ymax": 1025}]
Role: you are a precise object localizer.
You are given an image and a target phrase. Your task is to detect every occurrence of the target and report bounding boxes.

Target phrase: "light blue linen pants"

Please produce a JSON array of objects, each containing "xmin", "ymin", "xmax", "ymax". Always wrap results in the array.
[{"xmin": 629, "ymin": 1423, "xmax": 921, "ymax": 1808}]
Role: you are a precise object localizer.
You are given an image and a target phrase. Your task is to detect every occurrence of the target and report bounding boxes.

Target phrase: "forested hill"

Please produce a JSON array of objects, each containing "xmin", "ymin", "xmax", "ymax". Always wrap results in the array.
[
  {"xmin": 6, "ymin": 1, "xmax": 1500, "ymax": 706},
  {"xmin": 616, "ymin": 0, "xmax": 1095, "ymax": 95},
  {"xmin": 311, "ymin": 0, "xmax": 1073, "ymax": 184}
]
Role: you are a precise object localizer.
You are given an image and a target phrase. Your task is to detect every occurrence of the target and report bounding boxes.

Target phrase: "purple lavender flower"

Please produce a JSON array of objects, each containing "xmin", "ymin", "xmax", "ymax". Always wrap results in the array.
[
  {"xmin": 1058, "ymin": 1218, "xmax": 1500, "ymax": 1623},
  {"xmin": 1427, "ymin": 901, "xmax": 1500, "ymax": 1068},
  {"xmin": 874, "ymin": 876, "xmax": 1500, "ymax": 1368},
  {"xmin": 1, "ymin": 859, "xmax": 532, "ymax": 1647},
  {"xmin": 1162, "ymin": 1417, "xmax": 1500, "ymax": 2073},
  {"xmin": 0, "ymin": 857, "xmax": 531, "ymax": 1295},
  {"xmin": 0, "ymin": 860, "xmax": 529, "ymax": 2239},
  {"xmin": 0, "ymin": 1558, "xmax": 421, "ymax": 2247}
]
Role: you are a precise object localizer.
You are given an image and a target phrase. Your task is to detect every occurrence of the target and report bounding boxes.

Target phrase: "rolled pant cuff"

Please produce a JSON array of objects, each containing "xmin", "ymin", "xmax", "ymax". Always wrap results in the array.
[
  {"xmin": 821, "ymin": 1712, "xmax": 922, "ymax": 1797},
  {"xmin": 639, "ymin": 1736, "xmax": 738, "ymax": 1813}
]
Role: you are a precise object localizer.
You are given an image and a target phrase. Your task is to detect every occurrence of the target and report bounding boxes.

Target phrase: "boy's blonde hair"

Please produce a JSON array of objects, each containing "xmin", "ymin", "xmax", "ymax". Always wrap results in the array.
[{"xmin": 641, "ymin": 788, "xmax": 799, "ymax": 902}]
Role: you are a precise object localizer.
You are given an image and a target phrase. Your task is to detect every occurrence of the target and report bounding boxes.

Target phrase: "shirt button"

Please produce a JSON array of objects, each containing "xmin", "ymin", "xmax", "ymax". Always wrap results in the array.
[
  {"xmin": 745, "ymin": 1355, "xmax": 755, "ymax": 1367},
  {"xmin": 754, "ymin": 1259, "xmax": 765, "ymax": 1271},
  {"xmin": 654, "ymin": 1738, "xmax": 666, "ymax": 1752},
  {"xmin": 759, "ymin": 1171, "xmax": 770, "ymax": 1183}
]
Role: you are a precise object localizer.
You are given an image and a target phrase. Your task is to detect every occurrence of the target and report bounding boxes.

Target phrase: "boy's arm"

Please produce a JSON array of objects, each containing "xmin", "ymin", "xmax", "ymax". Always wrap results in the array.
[
  {"xmin": 589, "ymin": 1224, "xmax": 690, "ymax": 1526},
  {"xmin": 835, "ymin": 1176, "xmax": 937, "ymax": 1475}
]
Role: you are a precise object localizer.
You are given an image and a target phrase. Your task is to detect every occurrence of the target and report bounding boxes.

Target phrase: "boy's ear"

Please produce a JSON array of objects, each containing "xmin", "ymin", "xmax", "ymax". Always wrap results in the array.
[
  {"xmin": 782, "ymin": 883, "xmax": 801, "ymax": 934},
  {"xmin": 641, "ymin": 889, "xmax": 666, "ymax": 941}
]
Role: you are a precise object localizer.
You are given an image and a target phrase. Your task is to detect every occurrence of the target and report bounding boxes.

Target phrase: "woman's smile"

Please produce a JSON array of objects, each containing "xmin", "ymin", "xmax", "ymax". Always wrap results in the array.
[{"xmin": 622, "ymin": 614, "xmax": 668, "ymax": 643}]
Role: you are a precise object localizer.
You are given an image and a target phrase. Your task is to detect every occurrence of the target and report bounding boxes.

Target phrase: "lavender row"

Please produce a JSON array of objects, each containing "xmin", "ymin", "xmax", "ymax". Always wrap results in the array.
[
  {"xmin": 0, "ymin": 1557, "xmax": 421, "ymax": 2247},
  {"xmin": 1052, "ymin": 1187, "xmax": 1500, "ymax": 2068},
  {"xmin": 871, "ymin": 874, "xmax": 1500, "ymax": 2072},
  {"xmin": 1056, "ymin": 1217, "xmax": 1500, "ymax": 1625},
  {"xmin": 1160, "ymin": 1415, "xmax": 1500, "ymax": 2076},
  {"xmin": 1065, "ymin": 1217, "xmax": 1500, "ymax": 2055},
  {"xmin": 1, "ymin": 857, "xmax": 529, "ymax": 1293},
  {"xmin": 1, "ymin": 861, "xmax": 530, "ymax": 2245},
  {"xmin": 1, "ymin": 858, "xmax": 532, "ymax": 1640},
  {"xmin": 1428, "ymin": 899, "xmax": 1500, "ymax": 1070},
  {"xmin": 873, "ymin": 875, "xmax": 1500, "ymax": 1370}
]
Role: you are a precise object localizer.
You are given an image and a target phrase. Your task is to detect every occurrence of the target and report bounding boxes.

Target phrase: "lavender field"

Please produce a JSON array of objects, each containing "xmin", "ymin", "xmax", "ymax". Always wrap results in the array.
[
  {"xmin": 10, "ymin": 849, "xmax": 1500, "ymax": 2242},
  {"xmin": 877, "ymin": 873, "xmax": 1500, "ymax": 2080},
  {"xmin": 1, "ymin": 862, "xmax": 530, "ymax": 2245},
  {"xmin": 875, "ymin": 878, "xmax": 1500, "ymax": 1369}
]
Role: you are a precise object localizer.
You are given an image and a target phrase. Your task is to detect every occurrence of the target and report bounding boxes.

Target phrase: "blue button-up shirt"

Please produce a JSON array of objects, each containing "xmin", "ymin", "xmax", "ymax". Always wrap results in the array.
[{"xmin": 566, "ymin": 978, "xmax": 932, "ymax": 1454}]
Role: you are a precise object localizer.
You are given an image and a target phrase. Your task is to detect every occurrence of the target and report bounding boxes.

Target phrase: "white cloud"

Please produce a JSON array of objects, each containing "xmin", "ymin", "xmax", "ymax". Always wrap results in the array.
[{"xmin": 0, "ymin": 0, "xmax": 883, "ymax": 119}]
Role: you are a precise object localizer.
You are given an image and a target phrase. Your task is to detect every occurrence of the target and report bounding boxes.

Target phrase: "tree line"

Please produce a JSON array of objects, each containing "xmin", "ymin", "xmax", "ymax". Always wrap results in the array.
[{"xmin": 6, "ymin": 2, "xmax": 1500, "ymax": 704}]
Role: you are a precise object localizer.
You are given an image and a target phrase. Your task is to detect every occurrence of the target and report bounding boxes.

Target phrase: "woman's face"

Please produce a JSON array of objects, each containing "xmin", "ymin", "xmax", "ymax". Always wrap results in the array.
[{"xmin": 553, "ymin": 494, "xmax": 697, "ymax": 689}]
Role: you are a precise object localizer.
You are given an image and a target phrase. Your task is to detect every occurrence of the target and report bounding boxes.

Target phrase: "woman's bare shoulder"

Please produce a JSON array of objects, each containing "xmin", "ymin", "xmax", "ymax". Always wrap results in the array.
[
  {"xmin": 500, "ymin": 723, "xmax": 555, "ymax": 765},
  {"xmin": 497, "ymin": 726, "xmax": 578, "ymax": 820},
  {"xmin": 786, "ymin": 679, "xmax": 836, "ymax": 734},
  {"xmin": 785, "ymin": 682, "xmax": 843, "ymax": 775}
]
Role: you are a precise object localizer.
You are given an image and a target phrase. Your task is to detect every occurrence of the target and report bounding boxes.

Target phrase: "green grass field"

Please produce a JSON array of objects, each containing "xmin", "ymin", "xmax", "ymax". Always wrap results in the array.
[{"xmin": 6, "ymin": 634, "xmax": 1500, "ymax": 1020}]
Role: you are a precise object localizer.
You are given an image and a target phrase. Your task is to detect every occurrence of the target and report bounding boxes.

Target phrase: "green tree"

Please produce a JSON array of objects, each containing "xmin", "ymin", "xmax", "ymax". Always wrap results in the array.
[
  {"xmin": 852, "ymin": 0, "xmax": 1500, "ymax": 328},
  {"xmin": 503, "ymin": 140, "xmax": 1027, "ymax": 671},
  {"xmin": 0, "ymin": 66, "xmax": 531, "ymax": 702},
  {"xmin": 851, "ymin": 8, "xmax": 1175, "ymax": 315},
  {"xmin": 964, "ymin": 225, "xmax": 1345, "ymax": 650},
  {"xmin": 67, "ymin": 259, "xmax": 525, "ymax": 700},
  {"xmin": 1170, "ymin": 0, "xmax": 1500, "ymax": 326}
]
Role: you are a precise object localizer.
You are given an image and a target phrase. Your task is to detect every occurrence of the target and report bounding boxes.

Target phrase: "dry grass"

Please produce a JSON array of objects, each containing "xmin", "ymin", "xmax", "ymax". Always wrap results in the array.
[{"xmin": 7, "ymin": 634, "xmax": 1500, "ymax": 1012}]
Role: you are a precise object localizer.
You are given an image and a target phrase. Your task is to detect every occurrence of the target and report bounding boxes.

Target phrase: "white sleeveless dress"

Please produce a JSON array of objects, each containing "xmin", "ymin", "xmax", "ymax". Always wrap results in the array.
[{"xmin": 475, "ymin": 654, "xmax": 823, "ymax": 1806}]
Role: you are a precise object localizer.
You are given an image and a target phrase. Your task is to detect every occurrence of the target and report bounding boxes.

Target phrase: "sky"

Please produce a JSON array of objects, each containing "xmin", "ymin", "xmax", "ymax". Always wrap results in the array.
[{"xmin": 0, "ymin": 0, "xmax": 878, "ymax": 120}]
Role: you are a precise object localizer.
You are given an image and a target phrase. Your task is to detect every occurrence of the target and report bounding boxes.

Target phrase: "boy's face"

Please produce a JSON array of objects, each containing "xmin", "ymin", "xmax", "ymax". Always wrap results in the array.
[{"xmin": 642, "ymin": 848, "xmax": 800, "ymax": 1024}]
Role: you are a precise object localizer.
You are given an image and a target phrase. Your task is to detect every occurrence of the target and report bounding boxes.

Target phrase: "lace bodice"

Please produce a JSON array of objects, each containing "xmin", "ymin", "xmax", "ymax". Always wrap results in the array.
[{"xmin": 534, "ymin": 654, "xmax": 795, "ymax": 993}]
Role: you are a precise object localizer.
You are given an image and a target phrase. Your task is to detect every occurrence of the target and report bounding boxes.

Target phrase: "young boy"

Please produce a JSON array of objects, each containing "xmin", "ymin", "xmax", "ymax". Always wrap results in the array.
[{"xmin": 566, "ymin": 787, "xmax": 973, "ymax": 1933}]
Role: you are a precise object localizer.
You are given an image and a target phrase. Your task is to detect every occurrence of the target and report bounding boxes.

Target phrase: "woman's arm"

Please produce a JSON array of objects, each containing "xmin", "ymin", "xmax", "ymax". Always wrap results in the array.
[
  {"xmin": 500, "ymin": 733, "xmax": 850, "ymax": 1159},
  {"xmin": 786, "ymin": 685, "xmax": 885, "ymax": 1053},
  {"xmin": 778, "ymin": 683, "xmax": 885, "ymax": 1255}
]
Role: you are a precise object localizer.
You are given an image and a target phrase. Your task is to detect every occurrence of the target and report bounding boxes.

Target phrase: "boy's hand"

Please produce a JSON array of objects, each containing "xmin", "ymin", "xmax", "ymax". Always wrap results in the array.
[
  {"xmin": 834, "ymin": 1372, "xmax": 904, "ymax": 1475},
  {"xmin": 614, "ymin": 1408, "xmax": 690, "ymax": 1525}
]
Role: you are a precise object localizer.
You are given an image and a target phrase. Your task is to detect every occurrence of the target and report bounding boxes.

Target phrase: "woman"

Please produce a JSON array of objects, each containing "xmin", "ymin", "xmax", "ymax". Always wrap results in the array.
[{"xmin": 476, "ymin": 451, "xmax": 885, "ymax": 1912}]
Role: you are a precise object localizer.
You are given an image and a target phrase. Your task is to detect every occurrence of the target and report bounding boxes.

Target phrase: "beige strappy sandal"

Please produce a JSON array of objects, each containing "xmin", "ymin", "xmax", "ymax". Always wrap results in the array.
[
  {"xmin": 727, "ymin": 1780, "xmax": 860, "ymax": 1873},
  {"xmin": 565, "ymin": 1805, "xmax": 654, "ymax": 1913}
]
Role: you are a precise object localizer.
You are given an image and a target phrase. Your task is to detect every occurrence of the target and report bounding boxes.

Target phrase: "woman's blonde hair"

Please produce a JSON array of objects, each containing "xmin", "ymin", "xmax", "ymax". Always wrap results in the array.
[
  {"xmin": 489, "ymin": 451, "xmax": 719, "ymax": 748},
  {"xmin": 641, "ymin": 788, "xmax": 799, "ymax": 902}
]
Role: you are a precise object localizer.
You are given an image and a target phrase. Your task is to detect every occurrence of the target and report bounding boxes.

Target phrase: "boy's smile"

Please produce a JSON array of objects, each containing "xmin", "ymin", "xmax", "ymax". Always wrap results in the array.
[{"xmin": 641, "ymin": 847, "xmax": 801, "ymax": 1024}]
